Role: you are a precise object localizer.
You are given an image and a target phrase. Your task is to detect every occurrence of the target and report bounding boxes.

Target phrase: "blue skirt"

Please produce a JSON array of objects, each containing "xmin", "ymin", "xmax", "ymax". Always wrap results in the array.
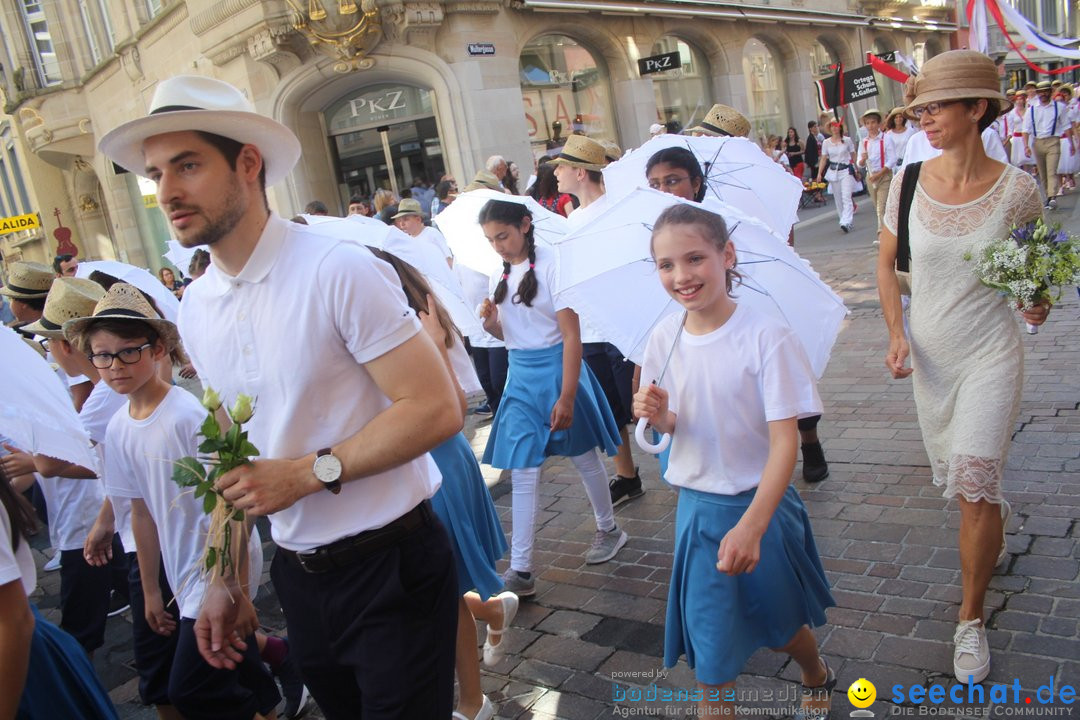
[
  {"xmin": 482, "ymin": 343, "xmax": 620, "ymax": 469},
  {"xmin": 665, "ymin": 486, "xmax": 834, "ymax": 685},
  {"xmin": 431, "ymin": 433, "xmax": 509, "ymax": 599},
  {"xmin": 18, "ymin": 605, "xmax": 119, "ymax": 719}
]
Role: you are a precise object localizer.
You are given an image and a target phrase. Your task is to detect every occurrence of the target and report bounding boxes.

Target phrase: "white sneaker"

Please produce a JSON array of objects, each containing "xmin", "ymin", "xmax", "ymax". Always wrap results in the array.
[
  {"xmin": 953, "ymin": 619, "xmax": 990, "ymax": 683},
  {"xmin": 996, "ymin": 500, "xmax": 1012, "ymax": 568},
  {"xmin": 43, "ymin": 553, "xmax": 61, "ymax": 572}
]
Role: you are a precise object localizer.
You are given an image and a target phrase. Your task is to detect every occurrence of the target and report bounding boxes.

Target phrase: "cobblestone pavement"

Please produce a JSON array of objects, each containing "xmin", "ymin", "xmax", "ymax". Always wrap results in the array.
[{"xmin": 26, "ymin": 196, "xmax": 1079, "ymax": 719}]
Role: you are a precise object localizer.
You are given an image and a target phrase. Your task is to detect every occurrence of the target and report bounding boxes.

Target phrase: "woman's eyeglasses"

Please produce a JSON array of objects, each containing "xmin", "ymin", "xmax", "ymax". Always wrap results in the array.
[{"xmin": 911, "ymin": 101, "xmax": 957, "ymax": 119}]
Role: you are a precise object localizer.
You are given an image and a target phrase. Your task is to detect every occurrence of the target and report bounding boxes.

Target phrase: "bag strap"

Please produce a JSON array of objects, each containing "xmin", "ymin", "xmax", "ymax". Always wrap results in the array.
[{"xmin": 896, "ymin": 161, "xmax": 922, "ymax": 273}]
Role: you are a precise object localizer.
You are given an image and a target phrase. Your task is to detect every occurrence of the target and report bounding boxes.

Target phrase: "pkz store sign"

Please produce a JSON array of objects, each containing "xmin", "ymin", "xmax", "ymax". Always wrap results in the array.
[
  {"xmin": 637, "ymin": 51, "xmax": 681, "ymax": 76},
  {"xmin": 328, "ymin": 85, "xmax": 433, "ymax": 133}
]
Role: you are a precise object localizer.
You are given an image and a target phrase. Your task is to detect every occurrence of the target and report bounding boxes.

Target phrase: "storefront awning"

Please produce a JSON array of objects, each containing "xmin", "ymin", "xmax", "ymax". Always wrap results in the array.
[{"xmin": 517, "ymin": 0, "xmax": 957, "ymax": 32}]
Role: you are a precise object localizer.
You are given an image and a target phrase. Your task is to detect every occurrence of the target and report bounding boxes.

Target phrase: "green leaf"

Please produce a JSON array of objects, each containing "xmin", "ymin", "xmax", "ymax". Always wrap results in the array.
[
  {"xmin": 238, "ymin": 439, "xmax": 260, "ymax": 458},
  {"xmin": 201, "ymin": 412, "xmax": 221, "ymax": 440},
  {"xmin": 203, "ymin": 491, "xmax": 217, "ymax": 514},
  {"xmin": 171, "ymin": 456, "xmax": 207, "ymax": 487},
  {"xmin": 198, "ymin": 437, "xmax": 225, "ymax": 454},
  {"xmin": 193, "ymin": 483, "xmax": 206, "ymax": 499},
  {"xmin": 205, "ymin": 547, "xmax": 216, "ymax": 570},
  {"xmin": 225, "ymin": 424, "xmax": 242, "ymax": 454},
  {"xmin": 232, "ymin": 509, "xmax": 244, "ymax": 522}
]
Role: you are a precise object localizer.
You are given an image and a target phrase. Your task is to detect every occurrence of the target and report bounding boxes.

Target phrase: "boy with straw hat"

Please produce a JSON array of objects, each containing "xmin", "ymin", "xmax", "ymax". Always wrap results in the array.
[
  {"xmin": 553, "ymin": 133, "xmax": 646, "ymax": 520},
  {"xmin": 685, "ymin": 103, "xmax": 752, "ymax": 138},
  {"xmin": 857, "ymin": 108, "xmax": 896, "ymax": 239},
  {"xmin": 1022, "ymin": 80, "xmax": 1069, "ymax": 207},
  {"xmin": 64, "ymin": 283, "xmax": 278, "ymax": 720},
  {"xmin": 97, "ymin": 74, "xmax": 462, "ymax": 718}
]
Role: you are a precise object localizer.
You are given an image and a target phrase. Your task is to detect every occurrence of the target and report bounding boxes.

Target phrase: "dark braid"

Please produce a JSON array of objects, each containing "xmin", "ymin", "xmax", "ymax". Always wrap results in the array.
[
  {"xmin": 0, "ymin": 466, "xmax": 37, "ymax": 553},
  {"xmin": 480, "ymin": 200, "xmax": 540, "ymax": 307}
]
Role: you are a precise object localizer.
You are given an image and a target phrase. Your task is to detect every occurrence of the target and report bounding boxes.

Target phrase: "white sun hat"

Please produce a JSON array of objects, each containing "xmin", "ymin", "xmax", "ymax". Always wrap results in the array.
[{"xmin": 98, "ymin": 75, "xmax": 301, "ymax": 187}]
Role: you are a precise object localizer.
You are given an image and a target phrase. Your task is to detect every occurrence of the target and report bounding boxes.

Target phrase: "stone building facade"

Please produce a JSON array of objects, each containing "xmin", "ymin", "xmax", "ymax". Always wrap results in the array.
[{"xmin": 0, "ymin": 0, "xmax": 955, "ymax": 273}]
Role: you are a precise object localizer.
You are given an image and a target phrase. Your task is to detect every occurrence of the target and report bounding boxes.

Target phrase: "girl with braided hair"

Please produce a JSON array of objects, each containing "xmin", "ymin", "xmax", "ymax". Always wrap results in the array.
[{"xmin": 477, "ymin": 200, "xmax": 626, "ymax": 597}]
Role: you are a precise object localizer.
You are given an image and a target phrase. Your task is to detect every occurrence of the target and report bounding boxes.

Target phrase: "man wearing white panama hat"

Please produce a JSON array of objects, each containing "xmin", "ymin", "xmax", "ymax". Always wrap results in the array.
[{"xmin": 98, "ymin": 75, "xmax": 463, "ymax": 719}]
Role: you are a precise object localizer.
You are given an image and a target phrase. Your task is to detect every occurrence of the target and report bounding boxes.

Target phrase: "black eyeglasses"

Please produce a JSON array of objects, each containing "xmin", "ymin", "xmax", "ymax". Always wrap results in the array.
[
  {"xmin": 911, "ymin": 101, "xmax": 957, "ymax": 119},
  {"xmin": 88, "ymin": 343, "xmax": 152, "ymax": 369}
]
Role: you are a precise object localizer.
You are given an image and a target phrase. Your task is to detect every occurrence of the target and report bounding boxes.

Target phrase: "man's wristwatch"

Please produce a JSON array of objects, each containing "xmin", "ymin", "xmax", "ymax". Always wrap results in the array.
[{"xmin": 312, "ymin": 448, "xmax": 343, "ymax": 494}]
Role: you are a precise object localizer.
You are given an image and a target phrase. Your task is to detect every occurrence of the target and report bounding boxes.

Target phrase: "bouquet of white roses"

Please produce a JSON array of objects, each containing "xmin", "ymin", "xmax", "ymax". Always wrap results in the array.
[
  {"xmin": 967, "ymin": 219, "xmax": 1080, "ymax": 334},
  {"xmin": 172, "ymin": 387, "xmax": 257, "ymax": 581}
]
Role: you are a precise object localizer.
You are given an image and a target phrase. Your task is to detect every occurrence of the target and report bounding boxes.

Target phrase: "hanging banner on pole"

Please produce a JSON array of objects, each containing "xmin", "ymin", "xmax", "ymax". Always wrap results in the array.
[{"xmin": 814, "ymin": 65, "xmax": 880, "ymax": 112}]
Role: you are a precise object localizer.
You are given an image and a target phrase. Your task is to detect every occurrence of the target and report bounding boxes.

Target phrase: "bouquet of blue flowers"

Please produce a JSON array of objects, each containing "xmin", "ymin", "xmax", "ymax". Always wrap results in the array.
[{"xmin": 966, "ymin": 219, "xmax": 1080, "ymax": 334}]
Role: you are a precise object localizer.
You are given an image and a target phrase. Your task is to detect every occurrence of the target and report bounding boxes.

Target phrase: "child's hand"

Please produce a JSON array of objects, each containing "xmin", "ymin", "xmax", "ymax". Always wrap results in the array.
[
  {"xmin": 479, "ymin": 298, "xmax": 499, "ymax": 334},
  {"xmin": 550, "ymin": 395, "xmax": 574, "ymax": 431},
  {"xmin": 145, "ymin": 591, "xmax": 177, "ymax": 637},
  {"xmin": 716, "ymin": 521, "xmax": 763, "ymax": 576},
  {"xmin": 633, "ymin": 384, "xmax": 668, "ymax": 422}
]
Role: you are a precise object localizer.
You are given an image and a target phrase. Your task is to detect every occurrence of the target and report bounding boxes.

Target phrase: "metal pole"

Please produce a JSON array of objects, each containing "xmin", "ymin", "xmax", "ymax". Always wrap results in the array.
[{"xmin": 377, "ymin": 125, "xmax": 399, "ymax": 197}]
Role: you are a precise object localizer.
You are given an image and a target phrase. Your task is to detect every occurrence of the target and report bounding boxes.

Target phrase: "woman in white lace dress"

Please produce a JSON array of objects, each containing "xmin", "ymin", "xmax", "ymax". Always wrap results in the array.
[{"xmin": 876, "ymin": 51, "xmax": 1050, "ymax": 685}]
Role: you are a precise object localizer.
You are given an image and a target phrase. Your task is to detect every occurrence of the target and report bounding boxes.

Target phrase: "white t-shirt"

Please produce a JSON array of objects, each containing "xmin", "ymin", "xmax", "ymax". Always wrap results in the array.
[
  {"xmin": 860, "ymin": 133, "xmax": 897, "ymax": 174},
  {"xmin": 36, "ymin": 465, "xmax": 105, "ymax": 552},
  {"xmin": 641, "ymin": 305, "xmax": 822, "ymax": 495},
  {"xmin": 417, "ymin": 226, "xmax": 452, "ymax": 262},
  {"xmin": 80, "ymin": 381, "xmax": 134, "ymax": 553},
  {"xmin": 566, "ymin": 195, "xmax": 613, "ymax": 344},
  {"xmin": 886, "ymin": 125, "xmax": 918, "ymax": 167},
  {"xmin": 487, "ymin": 242, "xmax": 566, "ymax": 350},
  {"xmin": 822, "ymin": 137, "xmax": 855, "ymax": 181},
  {"xmin": 105, "ymin": 387, "xmax": 262, "ymax": 619},
  {"xmin": 448, "ymin": 341, "xmax": 483, "ymax": 396},
  {"xmin": 0, "ymin": 505, "xmax": 35, "ymax": 596},
  {"xmin": 179, "ymin": 215, "xmax": 441, "ymax": 552},
  {"xmin": 456, "ymin": 266, "xmax": 504, "ymax": 350},
  {"xmin": 901, "ymin": 128, "xmax": 1009, "ymax": 166}
]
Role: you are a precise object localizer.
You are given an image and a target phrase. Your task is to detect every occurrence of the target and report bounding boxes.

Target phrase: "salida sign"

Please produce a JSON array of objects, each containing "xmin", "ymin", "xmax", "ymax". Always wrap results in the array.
[
  {"xmin": 637, "ymin": 51, "xmax": 681, "ymax": 76},
  {"xmin": 0, "ymin": 213, "xmax": 40, "ymax": 236}
]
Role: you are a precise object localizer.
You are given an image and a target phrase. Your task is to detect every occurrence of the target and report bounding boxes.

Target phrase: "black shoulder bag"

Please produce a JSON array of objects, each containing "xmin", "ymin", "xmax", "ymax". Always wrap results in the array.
[{"xmin": 894, "ymin": 161, "xmax": 922, "ymax": 295}]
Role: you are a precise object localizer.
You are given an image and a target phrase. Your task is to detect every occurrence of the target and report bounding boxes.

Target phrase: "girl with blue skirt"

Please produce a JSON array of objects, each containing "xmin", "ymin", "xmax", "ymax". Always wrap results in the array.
[
  {"xmin": 633, "ymin": 204, "xmax": 836, "ymax": 717},
  {"xmin": 477, "ymin": 200, "xmax": 626, "ymax": 598},
  {"xmin": 1, "ymin": 468, "xmax": 118, "ymax": 720},
  {"xmin": 367, "ymin": 247, "xmax": 514, "ymax": 720}
]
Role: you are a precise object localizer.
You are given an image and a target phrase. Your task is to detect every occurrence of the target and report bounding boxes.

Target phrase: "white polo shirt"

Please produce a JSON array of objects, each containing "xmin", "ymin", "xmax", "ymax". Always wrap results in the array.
[
  {"xmin": 178, "ymin": 215, "xmax": 442, "ymax": 552},
  {"xmin": 566, "ymin": 195, "xmax": 613, "ymax": 345},
  {"xmin": 1024, "ymin": 100, "xmax": 1069, "ymax": 139}
]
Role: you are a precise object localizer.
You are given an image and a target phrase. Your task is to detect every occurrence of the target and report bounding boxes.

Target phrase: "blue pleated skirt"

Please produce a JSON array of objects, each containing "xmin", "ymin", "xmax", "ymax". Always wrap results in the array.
[
  {"xmin": 482, "ymin": 343, "xmax": 620, "ymax": 469},
  {"xmin": 18, "ymin": 605, "xmax": 119, "ymax": 719},
  {"xmin": 431, "ymin": 432, "xmax": 509, "ymax": 599},
  {"xmin": 665, "ymin": 486, "xmax": 834, "ymax": 686}
]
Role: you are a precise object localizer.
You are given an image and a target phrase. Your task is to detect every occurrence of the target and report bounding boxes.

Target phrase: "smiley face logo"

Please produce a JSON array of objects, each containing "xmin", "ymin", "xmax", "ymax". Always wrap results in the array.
[{"xmin": 847, "ymin": 678, "xmax": 876, "ymax": 709}]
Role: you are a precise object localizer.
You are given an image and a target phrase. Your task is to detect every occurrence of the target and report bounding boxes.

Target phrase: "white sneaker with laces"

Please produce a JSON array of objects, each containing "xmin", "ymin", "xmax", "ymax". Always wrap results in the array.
[
  {"xmin": 43, "ymin": 553, "xmax": 61, "ymax": 572},
  {"xmin": 953, "ymin": 619, "xmax": 990, "ymax": 683}
]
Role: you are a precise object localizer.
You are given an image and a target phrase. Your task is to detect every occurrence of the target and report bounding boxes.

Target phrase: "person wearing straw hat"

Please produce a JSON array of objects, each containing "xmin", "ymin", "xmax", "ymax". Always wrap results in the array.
[
  {"xmin": 1022, "ymin": 80, "xmax": 1070, "ymax": 208},
  {"xmin": 815, "ymin": 119, "xmax": 858, "ymax": 233},
  {"xmin": 1, "ymin": 277, "xmax": 122, "ymax": 656},
  {"xmin": 553, "ymin": 134, "xmax": 648, "ymax": 511},
  {"xmin": 0, "ymin": 261, "xmax": 53, "ymax": 327},
  {"xmin": 462, "ymin": 169, "xmax": 505, "ymax": 193},
  {"xmin": 1022, "ymin": 80, "xmax": 1037, "ymax": 101},
  {"xmin": 878, "ymin": 50, "xmax": 1049, "ymax": 685},
  {"xmin": 392, "ymin": 198, "xmax": 454, "ymax": 267},
  {"xmin": 63, "ymin": 282, "xmax": 279, "ymax": 720},
  {"xmin": 685, "ymin": 104, "xmax": 752, "ymax": 138},
  {"xmin": 857, "ymin": 108, "xmax": 896, "ymax": 239},
  {"xmin": 884, "ymin": 106, "xmax": 918, "ymax": 170},
  {"xmin": 97, "ymin": 74, "xmax": 462, "ymax": 719},
  {"xmin": 1002, "ymin": 90, "xmax": 1035, "ymax": 170}
]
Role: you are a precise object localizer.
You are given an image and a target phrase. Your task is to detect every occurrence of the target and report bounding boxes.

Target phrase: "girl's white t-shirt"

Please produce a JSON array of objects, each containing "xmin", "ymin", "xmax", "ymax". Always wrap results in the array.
[
  {"xmin": 105, "ymin": 386, "xmax": 262, "ymax": 619},
  {"xmin": 456, "ymin": 265, "xmax": 504, "ymax": 350},
  {"xmin": 36, "ymin": 470, "xmax": 105, "ymax": 552},
  {"xmin": 641, "ymin": 305, "xmax": 823, "ymax": 495},
  {"xmin": 0, "ymin": 505, "xmax": 35, "ymax": 596},
  {"xmin": 822, "ymin": 137, "xmax": 855, "ymax": 181},
  {"xmin": 418, "ymin": 226, "xmax": 453, "ymax": 262},
  {"xmin": 79, "ymin": 381, "xmax": 134, "ymax": 553},
  {"xmin": 488, "ymin": 243, "xmax": 567, "ymax": 350}
]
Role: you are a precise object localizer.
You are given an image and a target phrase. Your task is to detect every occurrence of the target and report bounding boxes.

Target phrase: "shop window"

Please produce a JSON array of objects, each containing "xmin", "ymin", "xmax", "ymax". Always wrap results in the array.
[
  {"xmin": 520, "ymin": 34, "xmax": 615, "ymax": 157},
  {"xmin": 20, "ymin": 0, "xmax": 61, "ymax": 87},
  {"xmin": 742, "ymin": 38, "xmax": 788, "ymax": 141},
  {"xmin": 649, "ymin": 37, "xmax": 710, "ymax": 135}
]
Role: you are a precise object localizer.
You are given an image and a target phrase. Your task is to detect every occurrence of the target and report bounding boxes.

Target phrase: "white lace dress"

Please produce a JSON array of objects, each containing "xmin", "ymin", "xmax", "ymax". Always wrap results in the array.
[{"xmin": 884, "ymin": 164, "xmax": 1043, "ymax": 503}]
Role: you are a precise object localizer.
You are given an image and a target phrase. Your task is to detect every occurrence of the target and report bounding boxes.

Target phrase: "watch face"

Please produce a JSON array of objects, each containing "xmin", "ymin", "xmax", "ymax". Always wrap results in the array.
[{"xmin": 313, "ymin": 454, "xmax": 343, "ymax": 484}]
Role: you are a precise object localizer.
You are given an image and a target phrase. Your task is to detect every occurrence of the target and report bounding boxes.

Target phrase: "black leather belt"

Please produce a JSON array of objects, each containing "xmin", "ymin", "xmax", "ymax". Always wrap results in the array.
[{"xmin": 283, "ymin": 501, "xmax": 433, "ymax": 574}]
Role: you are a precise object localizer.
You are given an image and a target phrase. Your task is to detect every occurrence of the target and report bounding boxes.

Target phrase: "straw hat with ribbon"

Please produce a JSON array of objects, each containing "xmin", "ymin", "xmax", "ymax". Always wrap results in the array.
[
  {"xmin": 391, "ymin": 198, "xmax": 423, "ymax": 219},
  {"xmin": 1036, "ymin": 80, "xmax": 1052, "ymax": 91},
  {"xmin": 686, "ymin": 104, "xmax": 751, "ymax": 138},
  {"xmin": 601, "ymin": 140, "xmax": 623, "ymax": 163},
  {"xmin": 885, "ymin": 106, "xmax": 908, "ymax": 127},
  {"xmin": 22, "ymin": 278, "xmax": 105, "ymax": 339},
  {"xmin": 548, "ymin": 135, "xmax": 610, "ymax": 172},
  {"xmin": 64, "ymin": 282, "xmax": 181, "ymax": 353},
  {"xmin": 903, "ymin": 50, "xmax": 1011, "ymax": 120},
  {"xmin": 462, "ymin": 170, "xmax": 504, "ymax": 193},
  {"xmin": 0, "ymin": 261, "xmax": 54, "ymax": 300},
  {"xmin": 99, "ymin": 75, "xmax": 301, "ymax": 186}
]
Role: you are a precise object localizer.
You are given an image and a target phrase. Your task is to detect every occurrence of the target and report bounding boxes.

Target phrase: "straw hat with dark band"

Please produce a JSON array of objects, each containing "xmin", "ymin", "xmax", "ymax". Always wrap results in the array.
[
  {"xmin": 548, "ymin": 135, "xmax": 609, "ymax": 172},
  {"xmin": 861, "ymin": 108, "xmax": 883, "ymax": 122},
  {"xmin": 903, "ymin": 50, "xmax": 1011, "ymax": 120},
  {"xmin": 462, "ymin": 170, "xmax": 504, "ymax": 193},
  {"xmin": 391, "ymin": 198, "xmax": 423, "ymax": 219},
  {"xmin": 0, "ymin": 261, "xmax": 54, "ymax": 300},
  {"xmin": 1036, "ymin": 80, "xmax": 1052, "ymax": 91},
  {"xmin": 22, "ymin": 278, "xmax": 105, "ymax": 339},
  {"xmin": 64, "ymin": 282, "xmax": 180, "ymax": 353},
  {"xmin": 885, "ymin": 106, "xmax": 908, "ymax": 126},
  {"xmin": 686, "ymin": 104, "xmax": 751, "ymax": 138}
]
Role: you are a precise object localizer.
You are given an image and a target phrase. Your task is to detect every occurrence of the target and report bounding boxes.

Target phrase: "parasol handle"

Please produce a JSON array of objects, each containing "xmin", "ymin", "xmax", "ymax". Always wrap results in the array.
[{"xmin": 634, "ymin": 417, "xmax": 671, "ymax": 454}]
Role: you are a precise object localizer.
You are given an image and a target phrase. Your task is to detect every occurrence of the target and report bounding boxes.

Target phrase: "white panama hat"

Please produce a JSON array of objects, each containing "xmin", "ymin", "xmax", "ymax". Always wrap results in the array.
[{"xmin": 98, "ymin": 75, "xmax": 301, "ymax": 187}]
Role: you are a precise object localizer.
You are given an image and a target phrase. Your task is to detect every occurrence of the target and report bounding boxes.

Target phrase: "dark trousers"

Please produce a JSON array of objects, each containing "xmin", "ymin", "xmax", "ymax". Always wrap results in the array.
[
  {"xmin": 59, "ymin": 542, "xmax": 115, "ymax": 653},
  {"xmin": 798, "ymin": 415, "xmax": 822, "ymax": 432},
  {"xmin": 470, "ymin": 345, "xmax": 509, "ymax": 412},
  {"xmin": 583, "ymin": 342, "xmax": 634, "ymax": 426},
  {"xmin": 128, "ymin": 552, "xmax": 179, "ymax": 706},
  {"xmin": 271, "ymin": 512, "xmax": 459, "ymax": 720}
]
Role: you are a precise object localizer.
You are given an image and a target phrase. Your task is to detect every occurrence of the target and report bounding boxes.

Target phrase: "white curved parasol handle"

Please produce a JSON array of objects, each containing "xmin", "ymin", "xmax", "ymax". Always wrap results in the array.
[{"xmin": 634, "ymin": 417, "xmax": 671, "ymax": 454}]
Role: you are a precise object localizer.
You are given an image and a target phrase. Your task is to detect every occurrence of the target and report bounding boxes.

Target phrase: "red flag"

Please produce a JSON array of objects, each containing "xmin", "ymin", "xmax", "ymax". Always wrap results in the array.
[{"xmin": 866, "ymin": 52, "xmax": 910, "ymax": 85}]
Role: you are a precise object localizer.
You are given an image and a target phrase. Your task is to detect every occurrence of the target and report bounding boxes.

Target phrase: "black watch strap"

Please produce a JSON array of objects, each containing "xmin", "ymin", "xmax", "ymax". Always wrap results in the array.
[{"xmin": 316, "ymin": 447, "xmax": 342, "ymax": 495}]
